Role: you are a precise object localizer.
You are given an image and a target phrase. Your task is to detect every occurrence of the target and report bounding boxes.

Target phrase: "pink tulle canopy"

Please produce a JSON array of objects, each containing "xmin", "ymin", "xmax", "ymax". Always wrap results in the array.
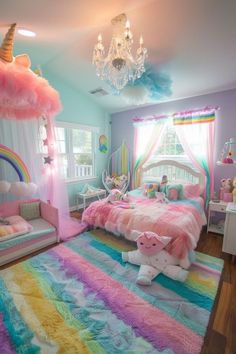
[{"xmin": 0, "ymin": 60, "xmax": 62, "ymax": 120}]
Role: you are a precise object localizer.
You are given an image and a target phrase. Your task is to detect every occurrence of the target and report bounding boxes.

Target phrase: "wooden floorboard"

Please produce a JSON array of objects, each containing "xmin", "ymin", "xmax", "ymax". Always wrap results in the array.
[
  {"xmin": 197, "ymin": 230, "xmax": 236, "ymax": 354},
  {"xmin": 213, "ymin": 282, "xmax": 232, "ymax": 336}
]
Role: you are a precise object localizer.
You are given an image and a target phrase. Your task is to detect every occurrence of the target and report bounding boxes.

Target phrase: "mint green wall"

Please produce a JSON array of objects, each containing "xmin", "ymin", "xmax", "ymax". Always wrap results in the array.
[{"xmin": 44, "ymin": 71, "xmax": 111, "ymax": 207}]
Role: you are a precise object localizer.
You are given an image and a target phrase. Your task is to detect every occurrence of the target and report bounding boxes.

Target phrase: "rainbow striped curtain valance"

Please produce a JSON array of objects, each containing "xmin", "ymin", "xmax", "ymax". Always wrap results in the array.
[{"xmin": 173, "ymin": 110, "xmax": 216, "ymax": 126}]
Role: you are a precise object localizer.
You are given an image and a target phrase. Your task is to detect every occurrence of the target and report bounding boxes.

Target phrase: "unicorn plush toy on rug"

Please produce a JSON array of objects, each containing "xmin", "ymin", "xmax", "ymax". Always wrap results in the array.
[{"xmin": 122, "ymin": 231, "xmax": 190, "ymax": 285}]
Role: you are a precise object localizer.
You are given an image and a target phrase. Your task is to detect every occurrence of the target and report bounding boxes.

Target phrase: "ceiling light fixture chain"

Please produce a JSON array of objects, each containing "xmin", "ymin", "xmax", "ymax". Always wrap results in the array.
[{"xmin": 93, "ymin": 13, "xmax": 147, "ymax": 91}]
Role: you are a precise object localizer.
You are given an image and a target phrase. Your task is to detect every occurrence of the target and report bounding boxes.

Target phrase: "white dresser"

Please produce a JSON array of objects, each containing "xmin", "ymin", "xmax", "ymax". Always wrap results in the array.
[{"xmin": 223, "ymin": 203, "xmax": 236, "ymax": 255}]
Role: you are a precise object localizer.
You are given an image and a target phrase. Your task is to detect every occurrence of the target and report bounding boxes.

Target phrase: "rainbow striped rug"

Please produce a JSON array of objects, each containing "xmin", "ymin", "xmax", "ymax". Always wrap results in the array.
[{"xmin": 0, "ymin": 230, "xmax": 223, "ymax": 354}]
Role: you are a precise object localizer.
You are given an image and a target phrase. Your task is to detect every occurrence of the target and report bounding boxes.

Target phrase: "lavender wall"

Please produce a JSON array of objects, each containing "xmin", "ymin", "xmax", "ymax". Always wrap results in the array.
[{"xmin": 111, "ymin": 88, "xmax": 236, "ymax": 194}]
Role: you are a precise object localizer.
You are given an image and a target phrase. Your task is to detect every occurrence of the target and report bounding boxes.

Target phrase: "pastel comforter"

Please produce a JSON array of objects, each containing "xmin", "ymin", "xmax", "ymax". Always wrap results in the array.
[{"xmin": 82, "ymin": 190, "xmax": 207, "ymax": 259}]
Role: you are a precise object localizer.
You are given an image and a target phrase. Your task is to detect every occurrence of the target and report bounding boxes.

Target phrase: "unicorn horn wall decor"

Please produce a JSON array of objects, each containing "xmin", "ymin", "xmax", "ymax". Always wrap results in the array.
[
  {"xmin": 0, "ymin": 23, "xmax": 31, "ymax": 67},
  {"xmin": 0, "ymin": 22, "xmax": 16, "ymax": 62},
  {"xmin": 0, "ymin": 23, "xmax": 61, "ymax": 120}
]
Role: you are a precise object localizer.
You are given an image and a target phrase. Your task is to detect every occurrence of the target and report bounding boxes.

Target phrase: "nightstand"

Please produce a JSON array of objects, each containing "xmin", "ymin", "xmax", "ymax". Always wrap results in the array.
[
  {"xmin": 223, "ymin": 203, "xmax": 236, "ymax": 255},
  {"xmin": 207, "ymin": 200, "xmax": 228, "ymax": 235}
]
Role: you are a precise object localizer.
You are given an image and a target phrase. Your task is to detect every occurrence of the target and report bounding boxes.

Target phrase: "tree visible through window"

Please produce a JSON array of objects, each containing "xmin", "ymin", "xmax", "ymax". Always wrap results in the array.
[
  {"xmin": 155, "ymin": 123, "xmax": 185, "ymax": 157},
  {"xmin": 144, "ymin": 121, "xmax": 195, "ymax": 181}
]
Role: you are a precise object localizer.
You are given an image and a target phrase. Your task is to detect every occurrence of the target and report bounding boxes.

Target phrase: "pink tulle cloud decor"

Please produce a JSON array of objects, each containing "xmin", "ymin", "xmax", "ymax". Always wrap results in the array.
[
  {"xmin": 0, "ymin": 24, "xmax": 62, "ymax": 120},
  {"xmin": 0, "ymin": 60, "xmax": 62, "ymax": 120}
]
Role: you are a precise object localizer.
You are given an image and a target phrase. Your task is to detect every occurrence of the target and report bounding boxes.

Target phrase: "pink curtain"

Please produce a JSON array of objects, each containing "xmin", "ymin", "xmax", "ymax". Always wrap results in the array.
[
  {"xmin": 43, "ymin": 116, "xmax": 87, "ymax": 240},
  {"xmin": 175, "ymin": 117, "xmax": 215, "ymax": 206}
]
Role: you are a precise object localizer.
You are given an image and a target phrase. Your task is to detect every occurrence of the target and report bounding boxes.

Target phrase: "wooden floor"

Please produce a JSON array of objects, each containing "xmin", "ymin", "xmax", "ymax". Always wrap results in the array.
[
  {"xmin": 1, "ymin": 222, "xmax": 235, "ymax": 354},
  {"xmin": 197, "ymin": 230, "xmax": 236, "ymax": 354}
]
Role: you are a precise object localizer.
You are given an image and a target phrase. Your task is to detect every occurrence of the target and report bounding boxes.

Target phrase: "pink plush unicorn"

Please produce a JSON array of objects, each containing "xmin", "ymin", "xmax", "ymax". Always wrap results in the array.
[{"xmin": 122, "ymin": 231, "xmax": 190, "ymax": 285}]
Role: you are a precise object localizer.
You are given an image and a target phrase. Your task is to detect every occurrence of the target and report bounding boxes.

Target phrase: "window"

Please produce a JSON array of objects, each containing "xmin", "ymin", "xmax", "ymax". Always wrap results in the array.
[
  {"xmin": 143, "ymin": 121, "xmax": 196, "ymax": 182},
  {"xmin": 153, "ymin": 123, "xmax": 186, "ymax": 160},
  {"xmin": 54, "ymin": 123, "xmax": 97, "ymax": 181}
]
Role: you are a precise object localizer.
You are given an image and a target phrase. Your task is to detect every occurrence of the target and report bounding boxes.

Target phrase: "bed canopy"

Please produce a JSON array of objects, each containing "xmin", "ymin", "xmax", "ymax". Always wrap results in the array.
[
  {"xmin": 0, "ymin": 23, "xmax": 61, "ymax": 199},
  {"xmin": 0, "ymin": 24, "xmax": 84, "ymax": 240}
]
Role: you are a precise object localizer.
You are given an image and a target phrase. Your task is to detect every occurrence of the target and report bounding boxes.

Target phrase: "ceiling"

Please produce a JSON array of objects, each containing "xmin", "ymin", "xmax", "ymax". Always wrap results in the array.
[{"xmin": 1, "ymin": 0, "xmax": 236, "ymax": 113}]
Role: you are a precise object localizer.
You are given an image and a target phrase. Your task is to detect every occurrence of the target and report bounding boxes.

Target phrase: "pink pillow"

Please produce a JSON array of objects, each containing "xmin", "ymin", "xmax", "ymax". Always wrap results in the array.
[
  {"xmin": 0, "ymin": 215, "xmax": 33, "ymax": 242},
  {"xmin": 184, "ymin": 184, "xmax": 203, "ymax": 198},
  {"xmin": 168, "ymin": 189, "xmax": 179, "ymax": 200}
]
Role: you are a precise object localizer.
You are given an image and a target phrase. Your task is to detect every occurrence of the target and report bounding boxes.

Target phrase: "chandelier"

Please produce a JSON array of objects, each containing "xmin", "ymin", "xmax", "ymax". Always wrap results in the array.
[{"xmin": 92, "ymin": 13, "xmax": 147, "ymax": 91}]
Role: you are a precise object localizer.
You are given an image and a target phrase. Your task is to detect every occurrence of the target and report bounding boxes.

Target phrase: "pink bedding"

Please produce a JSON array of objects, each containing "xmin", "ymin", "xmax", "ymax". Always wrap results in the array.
[{"xmin": 82, "ymin": 194, "xmax": 207, "ymax": 259}]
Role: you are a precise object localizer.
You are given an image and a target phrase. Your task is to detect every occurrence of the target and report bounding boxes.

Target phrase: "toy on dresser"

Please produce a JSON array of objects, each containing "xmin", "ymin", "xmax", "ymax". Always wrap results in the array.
[
  {"xmin": 220, "ymin": 178, "xmax": 233, "ymax": 202},
  {"xmin": 232, "ymin": 177, "xmax": 236, "ymax": 203}
]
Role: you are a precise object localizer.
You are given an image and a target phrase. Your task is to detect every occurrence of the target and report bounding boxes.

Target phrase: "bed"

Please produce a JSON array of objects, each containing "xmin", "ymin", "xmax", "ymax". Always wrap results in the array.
[
  {"xmin": 0, "ymin": 229, "xmax": 223, "ymax": 354},
  {"xmin": 82, "ymin": 160, "xmax": 207, "ymax": 259}
]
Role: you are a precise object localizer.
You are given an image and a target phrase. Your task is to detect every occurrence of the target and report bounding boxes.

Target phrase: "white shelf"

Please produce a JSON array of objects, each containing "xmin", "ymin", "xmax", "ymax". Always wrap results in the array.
[
  {"xmin": 208, "ymin": 224, "xmax": 224, "ymax": 235},
  {"xmin": 216, "ymin": 161, "xmax": 236, "ymax": 166}
]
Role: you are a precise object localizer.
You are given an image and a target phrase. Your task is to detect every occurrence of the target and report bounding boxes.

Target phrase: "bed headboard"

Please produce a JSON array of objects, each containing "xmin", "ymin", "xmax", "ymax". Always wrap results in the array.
[{"xmin": 141, "ymin": 160, "xmax": 205, "ymax": 188}]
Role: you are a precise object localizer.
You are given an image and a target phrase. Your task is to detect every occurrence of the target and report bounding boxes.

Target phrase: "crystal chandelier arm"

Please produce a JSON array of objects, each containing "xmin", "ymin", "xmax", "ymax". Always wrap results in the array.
[
  {"xmin": 92, "ymin": 34, "xmax": 105, "ymax": 66},
  {"xmin": 92, "ymin": 14, "xmax": 148, "ymax": 90}
]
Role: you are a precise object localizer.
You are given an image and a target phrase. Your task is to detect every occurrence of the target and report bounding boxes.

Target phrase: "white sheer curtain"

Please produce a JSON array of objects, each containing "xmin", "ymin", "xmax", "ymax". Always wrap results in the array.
[
  {"xmin": 0, "ymin": 118, "xmax": 46, "ymax": 203},
  {"xmin": 133, "ymin": 119, "xmax": 168, "ymax": 188},
  {"xmin": 175, "ymin": 117, "xmax": 215, "ymax": 206}
]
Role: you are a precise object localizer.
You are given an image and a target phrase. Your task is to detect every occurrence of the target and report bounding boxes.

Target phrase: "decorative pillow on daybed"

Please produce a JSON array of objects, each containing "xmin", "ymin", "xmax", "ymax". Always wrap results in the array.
[
  {"xmin": 20, "ymin": 201, "xmax": 40, "ymax": 220},
  {"xmin": 183, "ymin": 183, "xmax": 204, "ymax": 198},
  {"xmin": 0, "ymin": 215, "xmax": 33, "ymax": 242}
]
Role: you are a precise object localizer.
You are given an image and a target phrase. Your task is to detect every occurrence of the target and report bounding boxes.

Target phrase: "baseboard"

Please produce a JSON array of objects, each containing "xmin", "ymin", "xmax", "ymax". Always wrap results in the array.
[
  {"xmin": 70, "ymin": 205, "xmax": 78, "ymax": 212},
  {"xmin": 70, "ymin": 202, "xmax": 86, "ymax": 211}
]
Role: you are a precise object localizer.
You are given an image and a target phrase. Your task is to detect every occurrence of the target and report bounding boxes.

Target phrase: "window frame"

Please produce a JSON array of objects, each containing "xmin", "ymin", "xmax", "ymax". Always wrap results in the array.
[{"xmin": 55, "ymin": 121, "xmax": 99, "ymax": 183}]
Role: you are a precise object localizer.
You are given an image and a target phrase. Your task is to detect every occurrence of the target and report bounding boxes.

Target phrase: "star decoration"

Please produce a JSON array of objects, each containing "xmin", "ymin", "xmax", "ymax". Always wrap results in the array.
[
  {"xmin": 43, "ymin": 138, "xmax": 48, "ymax": 146},
  {"xmin": 44, "ymin": 156, "xmax": 53, "ymax": 164}
]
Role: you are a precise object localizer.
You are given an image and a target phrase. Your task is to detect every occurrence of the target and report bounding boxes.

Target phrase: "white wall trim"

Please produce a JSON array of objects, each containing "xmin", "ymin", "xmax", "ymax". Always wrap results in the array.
[
  {"xmin": 56, "ymin": 121, "xmax": 99, "ymax": 133},
  {"xmin": 65, "ymin": 176, "xmax": 97, "ymax": 184},
  {"xmin": 70, "ymin": 205, "xmax": 80, "ymax": 211}
]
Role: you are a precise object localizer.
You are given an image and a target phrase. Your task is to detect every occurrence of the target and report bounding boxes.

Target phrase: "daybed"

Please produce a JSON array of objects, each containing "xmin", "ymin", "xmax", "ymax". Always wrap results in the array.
[
  {"xmin": 0, "ymin": 199, "xmax": 59, "ymax": 266},
  {"xmin": 82, "ymin": 160, "xmax": 207, "ymax": 260}
]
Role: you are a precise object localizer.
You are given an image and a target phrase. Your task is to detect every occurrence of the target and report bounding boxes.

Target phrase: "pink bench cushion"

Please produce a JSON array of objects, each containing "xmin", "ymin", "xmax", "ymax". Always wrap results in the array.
[{"xmin": 0, "ymin": 215, "xmax": 33, "ymax": 242}]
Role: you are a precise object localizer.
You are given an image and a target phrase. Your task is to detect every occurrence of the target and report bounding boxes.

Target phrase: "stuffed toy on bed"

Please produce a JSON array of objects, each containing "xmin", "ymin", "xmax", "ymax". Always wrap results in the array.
[
  {"xmin": 122, "ymin": 231, "xmax": 190, "ymax": 286},
  {"xmin": 107, "ymin": 189, "xmax": 129, "ymax": 203}
]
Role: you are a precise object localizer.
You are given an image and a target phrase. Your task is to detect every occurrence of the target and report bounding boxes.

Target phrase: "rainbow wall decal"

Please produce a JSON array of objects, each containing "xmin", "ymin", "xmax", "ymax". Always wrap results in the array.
[{"xmin": 0, "ymin": 144, "xmax": 31, "ymax": 182}]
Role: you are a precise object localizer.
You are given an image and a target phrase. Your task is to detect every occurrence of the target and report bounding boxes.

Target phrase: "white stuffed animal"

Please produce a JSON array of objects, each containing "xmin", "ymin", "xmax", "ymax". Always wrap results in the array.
[{"xmin": 122, "ymin": 231, "xmax": 190, "ymax": 286}]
